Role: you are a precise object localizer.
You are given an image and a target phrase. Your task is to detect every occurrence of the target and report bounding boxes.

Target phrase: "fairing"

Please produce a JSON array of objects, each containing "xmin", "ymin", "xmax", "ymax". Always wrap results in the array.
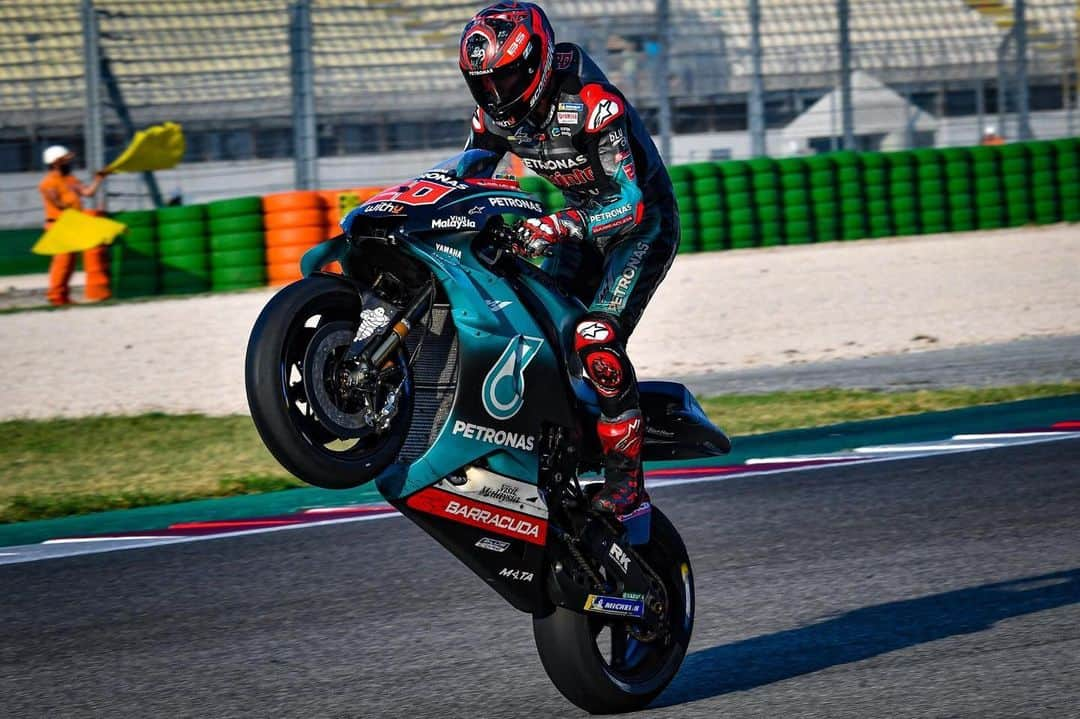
[{"xmin": 297, "ymin": 150, "xmax": 726, "ymax": 613}]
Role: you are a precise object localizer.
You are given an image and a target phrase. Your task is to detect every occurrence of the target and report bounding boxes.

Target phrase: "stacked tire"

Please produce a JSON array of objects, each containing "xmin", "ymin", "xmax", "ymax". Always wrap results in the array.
[
  {"xmin": 207, "ymin": 196, "xmax": 265, "ymax": 291},
  {"xmin": 777, "ymin": 158, "xmax": 812, "ymax": 245},
  {"xmin": 971, "ymin": 146, "xmax": 1005, "ymax": 230},
  {"xmin": 682, "ymin": 163, "xmax": 722, "ymax": 251},
  {"xmin": 321, "ymin": 188, "xmax": 371, "ymax": 236},
  {"xmin": 886, "ymin": 151, "xmax": 919, "ymax": 237},
  {"xmin": 109, "ymin": 209, "xmax": 158, "ymax": 298},
  {"xmin": 747, "ymin": 157, "xmax": 782, "ymax": 247},
  {"xmin": 862, "ymin": 152, "xmax": 892, "ymax": 238},
  {"xmin": 999, "ymin": 144, "xmax": 1032, "ymax": 227},
  {"xmin": 806, "ymin": 155, "xmax": 839, "ymax": 242},
  {"xmin": 156, "ymin": 204, "xmax": 210, "ymax": 295},
  {"xmin": 1052, "ymin": 138, "xmax": 1080, "ymax": 222},
  {"xmin": 834, "ymin": 151, "xmax": 867, "ymax": 240},
  {"xmin": 1028, "ymin": 141, "xmax": 1059, "ymax": 225},
  {"xmin": 913, "ymin": 149, "xmax": 947, "ymax": 234},
  {"xmin": 669, "ymin": 165, "xmax": 699, "ymax": 253},
  {"xmin": 942, "ymin": 148, "xmax": 975, "ymax": 232},
  {"xmin": 263, "ymin": 191, "xmax": 329, "ymax": 286},
  {"xmin": 718, "ymin": 162, "xmax": 755, "ymax": 249}
]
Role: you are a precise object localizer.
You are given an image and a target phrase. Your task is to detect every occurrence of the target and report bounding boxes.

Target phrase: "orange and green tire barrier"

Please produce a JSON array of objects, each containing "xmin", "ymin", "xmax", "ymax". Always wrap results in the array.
[{"xmin": 3, "ymin": 137, "xmax": 1076, "ymax": 294}]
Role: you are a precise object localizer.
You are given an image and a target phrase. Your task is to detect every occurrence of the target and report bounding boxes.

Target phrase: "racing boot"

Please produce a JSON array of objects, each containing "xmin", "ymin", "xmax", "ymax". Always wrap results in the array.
[{"xmin": 591, "ymin": 410, "xmax": 645, "ymax": 515}]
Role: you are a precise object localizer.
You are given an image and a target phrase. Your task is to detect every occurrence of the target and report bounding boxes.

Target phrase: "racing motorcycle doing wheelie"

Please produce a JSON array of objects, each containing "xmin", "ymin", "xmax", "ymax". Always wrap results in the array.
[{"xmin": 245, "ymin": 149, "xmax": 731, "ymax": 714}]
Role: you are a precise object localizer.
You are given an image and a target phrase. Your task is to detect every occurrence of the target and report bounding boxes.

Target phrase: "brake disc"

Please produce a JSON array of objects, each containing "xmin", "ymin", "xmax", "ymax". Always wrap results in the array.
[{"xmin": 302, "ymin": 321, "xmax": 375, "ymax": 439}]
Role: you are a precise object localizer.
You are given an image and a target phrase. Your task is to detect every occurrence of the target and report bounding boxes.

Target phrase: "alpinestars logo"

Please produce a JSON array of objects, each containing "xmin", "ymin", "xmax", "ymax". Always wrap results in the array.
[
  {"xmin": 577, "ymin": 321, "xmax": 611, "ymax": 342},
  {"xmin": 481, "ymin": 335, "xmax": 544, "ymax": 420},
  {"xmin": 587, "ymin": 98, "xmax": 621, "ymax": 131},
  {"xmin": 614, "ymin": 418, "xmax": 642, "ymax": 453}
]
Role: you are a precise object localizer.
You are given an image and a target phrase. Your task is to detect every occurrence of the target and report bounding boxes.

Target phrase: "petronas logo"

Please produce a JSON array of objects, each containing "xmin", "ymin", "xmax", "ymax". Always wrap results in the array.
[{"xmin": 482, "ymin": 335, "xmax": 544, "ymax": 421}]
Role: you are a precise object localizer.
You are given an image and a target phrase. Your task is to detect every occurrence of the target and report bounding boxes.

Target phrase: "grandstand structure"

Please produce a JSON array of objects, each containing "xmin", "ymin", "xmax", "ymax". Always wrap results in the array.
[{"xmin": 0, "ymin": 0, "xmax": 1076, "ymax": 175}]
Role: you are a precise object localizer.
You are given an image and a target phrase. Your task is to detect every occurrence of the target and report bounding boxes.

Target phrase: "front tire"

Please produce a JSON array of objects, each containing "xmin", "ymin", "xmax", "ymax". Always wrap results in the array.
[
  {"xmin": 245, "ymin": 274, "xmax": 411, "ymax": 489},
  {"xmin": 532, "ymin": 507, "xmax": 694, "ymax": 714}
]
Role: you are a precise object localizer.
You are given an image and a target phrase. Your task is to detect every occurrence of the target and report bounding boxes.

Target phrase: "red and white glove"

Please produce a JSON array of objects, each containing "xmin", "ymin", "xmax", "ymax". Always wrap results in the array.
[{"xmin": 512, "ymin": 210, "xmax": 583, "ymax": 258}]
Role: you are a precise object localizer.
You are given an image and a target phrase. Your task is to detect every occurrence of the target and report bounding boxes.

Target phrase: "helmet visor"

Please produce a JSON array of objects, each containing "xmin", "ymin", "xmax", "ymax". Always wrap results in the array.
[{"xmin": 463, "ymin": 37, "xmax": 542, "ymax": 119}]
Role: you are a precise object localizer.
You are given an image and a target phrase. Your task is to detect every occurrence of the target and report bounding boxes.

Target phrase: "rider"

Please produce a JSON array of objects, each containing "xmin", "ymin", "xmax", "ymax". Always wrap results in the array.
[{"xmin": 460, "ymin": 2, "xmax": 679, "ymax": 514}]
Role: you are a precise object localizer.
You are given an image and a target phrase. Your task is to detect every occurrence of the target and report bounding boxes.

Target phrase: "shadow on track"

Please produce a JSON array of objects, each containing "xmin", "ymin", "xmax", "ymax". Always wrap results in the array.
[{"xmin": 655, "ymin": 568, "xmax": 1080, "ymax": 708}]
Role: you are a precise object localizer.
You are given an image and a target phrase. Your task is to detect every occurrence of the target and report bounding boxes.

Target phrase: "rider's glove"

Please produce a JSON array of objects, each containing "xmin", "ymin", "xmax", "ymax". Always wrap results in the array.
[{"xmin": 512, "ymin": 210, "xmax": 584, "ymax": 258}]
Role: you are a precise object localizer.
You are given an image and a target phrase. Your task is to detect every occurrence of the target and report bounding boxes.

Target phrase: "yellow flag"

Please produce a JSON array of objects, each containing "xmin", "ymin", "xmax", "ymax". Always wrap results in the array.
[
  {"xmin": 105, "ymin": 122, "xmax": 186, "ymax": 174},
  {"xmin": 32, "ymin": 210, "xmax": 127, "ymax": 255}
]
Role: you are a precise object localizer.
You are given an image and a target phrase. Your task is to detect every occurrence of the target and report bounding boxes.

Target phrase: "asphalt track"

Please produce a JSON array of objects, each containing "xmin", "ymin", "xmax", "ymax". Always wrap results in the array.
[
  {"xmin": 2, "ymin": 439, "xmax": 1078, "ymax": 718},
  {"xmin": 675, "ymin": 334, "xmax": 1080, "ymax": 395}
]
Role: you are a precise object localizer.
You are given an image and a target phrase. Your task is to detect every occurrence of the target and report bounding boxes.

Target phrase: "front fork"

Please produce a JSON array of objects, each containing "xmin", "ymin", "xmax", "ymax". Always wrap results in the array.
[{"xmin": 340, "ymin": 281, "xmax": 434, "ymax": 383}]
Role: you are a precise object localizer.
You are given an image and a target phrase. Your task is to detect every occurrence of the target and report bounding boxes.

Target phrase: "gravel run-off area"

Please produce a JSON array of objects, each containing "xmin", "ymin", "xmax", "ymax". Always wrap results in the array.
[{"xmin": 1, "ymin": 224, "xmax": 1077, "ymax": 419}]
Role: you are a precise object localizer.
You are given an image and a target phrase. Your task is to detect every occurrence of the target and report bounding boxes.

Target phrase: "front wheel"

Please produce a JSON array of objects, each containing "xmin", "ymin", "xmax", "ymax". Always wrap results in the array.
[
  {"xmin": 245, "ymin": 274, "xmax": 412, "ymax": 489},
  {"xmin": 532, "ymin": 507, "xmax": 694, "ymax": 714}
]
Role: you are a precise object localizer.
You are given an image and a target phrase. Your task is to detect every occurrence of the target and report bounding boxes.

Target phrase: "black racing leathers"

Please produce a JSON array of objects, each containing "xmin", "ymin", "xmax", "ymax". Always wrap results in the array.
[
  {"xmin": 465, "ymin": 41, "xmax": 679, "ymax": 380},
  {"xmin": 466, "ymin": 42, "xmax": 677, "ymax": 512}
]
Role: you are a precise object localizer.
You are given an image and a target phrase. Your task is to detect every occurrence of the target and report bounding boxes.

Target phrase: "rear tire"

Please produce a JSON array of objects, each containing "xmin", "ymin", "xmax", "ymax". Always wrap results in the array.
[{"xmin": 532, "ymin": 507, "xmax": 694, "ymax": 714}]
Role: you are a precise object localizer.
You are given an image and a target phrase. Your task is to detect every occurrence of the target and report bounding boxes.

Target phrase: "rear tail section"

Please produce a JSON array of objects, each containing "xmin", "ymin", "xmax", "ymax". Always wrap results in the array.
[{"xmin": 639, "ymin": 380, "xmax": 731, "ymax": 461}]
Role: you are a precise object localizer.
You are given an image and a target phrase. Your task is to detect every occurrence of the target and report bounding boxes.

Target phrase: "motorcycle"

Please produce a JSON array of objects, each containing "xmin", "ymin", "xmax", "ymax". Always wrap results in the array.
[{"xmin": 245, "ymin": 149, "xmax": 731, "ymax": 714}]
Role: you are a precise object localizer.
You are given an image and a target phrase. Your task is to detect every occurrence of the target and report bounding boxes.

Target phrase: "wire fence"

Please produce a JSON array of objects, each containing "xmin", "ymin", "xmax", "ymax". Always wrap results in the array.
[{"xmin": 0, "ymin": 0, "xmax": 1077, "ymax": 224}]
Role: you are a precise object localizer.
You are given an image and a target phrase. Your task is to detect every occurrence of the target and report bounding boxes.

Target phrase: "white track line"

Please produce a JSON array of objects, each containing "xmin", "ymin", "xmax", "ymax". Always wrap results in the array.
[
  {"xmin": 0, "ymin": 512, "xmax": 401, "ymax": 566},
  {"xmin": 1, "ymin": 432, "xmax": 1076, "ymax": 567},
  {"xmin": 953, "ymin": 432, "xmax": 1074, "ymax": 440},
  {"xmin": 301, "ymin": 506, "xmax": 394, "ymax": 514},
  {"xmin": 43, "ymin": 536, "xmax": 174, "ymax": 544},
  {"xmin": 744, "ymin": 455, "xmax": 865, "ymax": 464},
  {"xmin": 853, "ymin": 443, "xmax": 1003, "ymax": 453},
  {"xmin": 646, "ymin": 433, "xmax": 1077, "ymax": 490}
]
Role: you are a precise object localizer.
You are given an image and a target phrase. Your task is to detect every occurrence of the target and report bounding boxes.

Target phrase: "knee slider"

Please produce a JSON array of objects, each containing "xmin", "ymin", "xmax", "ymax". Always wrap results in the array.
[{"xmin": 575, "ymin": 315, "xmax": 630, "ymax": 399}]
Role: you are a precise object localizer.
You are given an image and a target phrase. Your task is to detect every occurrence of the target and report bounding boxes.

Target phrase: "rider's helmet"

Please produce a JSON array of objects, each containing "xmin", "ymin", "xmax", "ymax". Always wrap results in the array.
[{"xmin": 459, "ymin": 2, "xmax": 555, "ymax": 127}]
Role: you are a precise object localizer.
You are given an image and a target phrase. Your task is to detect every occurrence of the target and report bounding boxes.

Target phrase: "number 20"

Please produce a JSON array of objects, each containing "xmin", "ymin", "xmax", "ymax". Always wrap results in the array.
[{"xmin": 367, "ymin": 180, "xmax": 454, "ymax": 206}]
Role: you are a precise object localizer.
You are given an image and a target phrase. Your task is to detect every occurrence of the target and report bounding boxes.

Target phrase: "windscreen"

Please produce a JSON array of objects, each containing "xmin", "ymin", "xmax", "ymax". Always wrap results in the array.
[{"xmin": 426, "ymin": 149, "xmax": 503, "ymax": 180}]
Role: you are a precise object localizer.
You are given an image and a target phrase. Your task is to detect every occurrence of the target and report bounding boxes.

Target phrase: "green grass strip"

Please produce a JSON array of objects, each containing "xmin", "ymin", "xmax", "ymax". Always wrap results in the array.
[
  {"xmin": 1, "ymin": 382, "xmax": 1077, "ymax": 524},
  {"xmin": 698, "ymin": 383, "xmax": 1080, "ymax": 436}
]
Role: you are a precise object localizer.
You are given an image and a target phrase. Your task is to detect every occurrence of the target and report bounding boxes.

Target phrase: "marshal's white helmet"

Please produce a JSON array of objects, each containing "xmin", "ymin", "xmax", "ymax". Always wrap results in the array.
[{"xmin": 43, "ymin": 145, "xmax": 74, "ymax": 167}]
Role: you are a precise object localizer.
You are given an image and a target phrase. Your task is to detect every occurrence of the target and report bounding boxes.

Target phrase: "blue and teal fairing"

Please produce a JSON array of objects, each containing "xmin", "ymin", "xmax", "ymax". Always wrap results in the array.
[{"xmin": 299, "ymin": 150, "xmax": 593, "ymax": 501}]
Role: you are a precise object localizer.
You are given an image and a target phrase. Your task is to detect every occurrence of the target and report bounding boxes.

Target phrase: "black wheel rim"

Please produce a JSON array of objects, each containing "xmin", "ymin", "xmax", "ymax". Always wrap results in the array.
[
  {"xmin": 277, "ymin": 291, "xmax": 410, "ymax": 462},
  {"xmin": 588, "ymin": 536, "xmax": 693, "ymax": 690}
]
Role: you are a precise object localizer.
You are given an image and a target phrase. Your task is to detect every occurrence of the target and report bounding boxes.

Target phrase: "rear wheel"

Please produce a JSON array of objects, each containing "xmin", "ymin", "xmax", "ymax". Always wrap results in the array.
[
  {"xmin": 245, "ymin": 274, "xmax": 412, "ymax": 489},
  {"xmin": 532, "ymin": 507, "xmax": 694, "ymax": 714}
]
